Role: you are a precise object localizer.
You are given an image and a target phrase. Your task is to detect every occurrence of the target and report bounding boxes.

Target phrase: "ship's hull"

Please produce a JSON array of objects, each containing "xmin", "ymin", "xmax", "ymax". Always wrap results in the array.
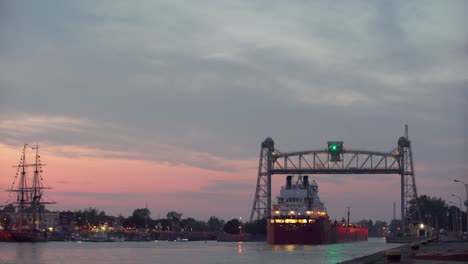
[
  {"xmin": 267, "ymin": 218, "xmax": 368, "ymax": 244},
  {"xmin": 5, "ymin": 231, "xmax": 48, "ymax": 242}
]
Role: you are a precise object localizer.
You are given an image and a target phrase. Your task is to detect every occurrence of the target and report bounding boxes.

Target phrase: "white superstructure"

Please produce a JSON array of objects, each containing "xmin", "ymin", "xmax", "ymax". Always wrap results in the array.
[{"xmin": 272, "ymin": 175, "xmax": 327, "ymax": 218}]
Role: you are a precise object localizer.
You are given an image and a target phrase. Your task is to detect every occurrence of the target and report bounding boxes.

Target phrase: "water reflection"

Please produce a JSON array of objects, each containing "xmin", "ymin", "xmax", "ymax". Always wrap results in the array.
[
  {"xmin": 325, "ymin": 243, "xmax": 345, "ymax": 264},
  {"xmin": 272, "ymin": 244, "xmax": 306, "ymax": 252},
  {"xmin": 284, "ymin": 244, "xmax": 297, "ymax": 252},
  {"xmin": 15, "ymin": 243, "xmax": 43, "ymax": 264},
  {"xmin": 0, "ymin": 238, "xmax": 400, "ymax": 264}
]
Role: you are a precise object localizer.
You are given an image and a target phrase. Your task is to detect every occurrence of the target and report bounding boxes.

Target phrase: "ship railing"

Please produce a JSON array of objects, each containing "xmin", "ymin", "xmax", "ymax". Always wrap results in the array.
[{"xmin": 332, "ymin": 223, "xmax": 368, "ymax": 229}]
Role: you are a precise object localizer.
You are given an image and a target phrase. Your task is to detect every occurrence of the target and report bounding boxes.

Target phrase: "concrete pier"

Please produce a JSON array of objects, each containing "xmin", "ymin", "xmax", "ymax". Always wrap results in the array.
[{"xmin": 339, "ymin": 238, "xmax": 468, "ymax": 264}]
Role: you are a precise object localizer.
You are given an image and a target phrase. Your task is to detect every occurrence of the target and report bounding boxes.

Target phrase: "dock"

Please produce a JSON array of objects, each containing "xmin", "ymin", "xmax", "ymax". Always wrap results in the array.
[{"xmin": 339, "ymin": 237, "xmax": 468, "ymax": 263}]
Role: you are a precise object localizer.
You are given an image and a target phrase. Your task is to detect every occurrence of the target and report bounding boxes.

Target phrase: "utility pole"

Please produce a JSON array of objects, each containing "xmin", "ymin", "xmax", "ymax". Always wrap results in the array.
[
  {"xmin": 449, "ymin": 201, "xmax": 459, "ymax": 233},
  {"xmin": 452, "ymin": 194, "xmax": 462, "ymax": 237},
  {"xmin": 145, "ymin": 200, "xmax": 148, "ymax": 231},
  {"xmin": 454, "ymin": 179, "xmax": 468, "ymax": 235}
]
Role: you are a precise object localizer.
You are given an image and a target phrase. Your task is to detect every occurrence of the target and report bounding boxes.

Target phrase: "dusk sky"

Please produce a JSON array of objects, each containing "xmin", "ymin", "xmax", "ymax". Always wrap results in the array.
[{"xmin": 0, "ymin": 1, "xmax": 467, "ymax": 223}]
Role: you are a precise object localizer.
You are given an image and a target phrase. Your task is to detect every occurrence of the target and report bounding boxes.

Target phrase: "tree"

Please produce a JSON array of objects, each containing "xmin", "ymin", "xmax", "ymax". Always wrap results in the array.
[
  {"xmin": 207, "ymin": 216, "xmax": 223, "ymax": 232},
  {"xmin": 244, "ymin": 219, "xmax": 266, "ymax": 234},
  {"xmin": 356, "ymin": 219, "xmax": 373, "ymax": 229},
  {"xmin": 115, "ymin": 214, "xmax": 126, "ymax": 227},
  {"xmin": 409, "ymin": 195, "xmax": 449, "ymax": 229},
  {"xmin": 156, "ymin": 219, "xmax": 170, "ymax": 231},
  {"xmin": 447, "ymin": 205, "xmax": 466, "ymax": 232},
  {"xmin": 224, "ymin": 219, "xmax": 242, "ymax": 234},
  {"xmin": 166, "ymin": 211, "xmax": 182, "ymax": 222},
  {"xmin": 75, "ymin": 207, "xmax": 101, "ymax": 226},
  {"xmin": 356, "ymin": 219, "xmax": 381, "ymax": 237},
  {"xmin": 123, "ymin": 208, "xmax": 152, "ymax": 229},
  {"xmin": 180, "ymin": 218, "xmax": 207, "ymax": 231},
  {"xmin": 374, "ymin": 220, "xmax": 388, "ymax": 236},
  {"xmin": 97, "ymin": 210, "xmax": 115, "ymax": 226},
  {"xmin": 133, "ymin": 208, "xmax": 150, "ymax": 219}
]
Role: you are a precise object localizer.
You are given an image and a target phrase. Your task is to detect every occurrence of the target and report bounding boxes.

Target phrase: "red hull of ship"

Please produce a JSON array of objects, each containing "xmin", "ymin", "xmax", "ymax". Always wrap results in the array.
[
  {"xmin": 0, "ymin": 230, "xmax": 48, "ymax": 242},
  {"xmin": 267, "ymin": 218, "xmax": 368, "ymax": 244}
]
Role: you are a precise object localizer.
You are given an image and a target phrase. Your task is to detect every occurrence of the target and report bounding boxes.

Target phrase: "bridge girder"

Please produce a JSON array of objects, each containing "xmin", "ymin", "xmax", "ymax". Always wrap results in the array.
[
  {"xmin": 270, "ymin": 149, "xmax": 400, "ymax": 174},
  {"xmin": 270, "ymin": 169, "xmax": 401, "ymax": 174}
]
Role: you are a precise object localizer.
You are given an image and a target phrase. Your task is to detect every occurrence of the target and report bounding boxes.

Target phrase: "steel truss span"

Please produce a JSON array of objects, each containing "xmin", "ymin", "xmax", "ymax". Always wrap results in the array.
[{"xmin": 250, "ymin": 125, "xmax": 421, "ymax": 235}]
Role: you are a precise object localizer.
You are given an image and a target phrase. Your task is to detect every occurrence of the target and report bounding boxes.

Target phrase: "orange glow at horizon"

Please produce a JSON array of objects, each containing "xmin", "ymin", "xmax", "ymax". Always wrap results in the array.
[{"xmin": 0, "ymin": 143, "xmax": 257, "ymax": 219}]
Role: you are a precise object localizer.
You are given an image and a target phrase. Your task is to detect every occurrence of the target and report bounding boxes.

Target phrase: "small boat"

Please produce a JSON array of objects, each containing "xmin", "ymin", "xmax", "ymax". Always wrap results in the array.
[
  {"xmin": 109, "ymin": 236, "xmax": 125, "ymax": 242},
  {"xmin": 82, "ymin": 232, "xmax": 125, "ymax": 242},
  {"xmin": 84, "ymin": 232, "xmax": 109, "ymax": 242}
]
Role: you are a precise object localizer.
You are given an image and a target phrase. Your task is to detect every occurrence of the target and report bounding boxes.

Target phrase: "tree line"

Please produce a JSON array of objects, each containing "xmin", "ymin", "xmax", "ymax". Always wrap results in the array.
[
  {"xmin": 72, "ymin": 207, "xmax": 269, "ymax": 235},
  {"xmin": 73, "ymin": 208, "xmax": 226, "ymax": 232},
  {"xmin": 356, "ymin": 194, "xmax": 467, "ymax": 236},
  {"xmin": 2, "ymin": 194, "xmax": 463, "ymax": 236}
]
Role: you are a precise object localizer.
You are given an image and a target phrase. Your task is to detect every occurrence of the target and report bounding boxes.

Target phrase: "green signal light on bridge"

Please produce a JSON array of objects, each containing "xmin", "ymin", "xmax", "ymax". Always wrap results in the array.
[
  {"xmin": 328, "ymin": 141, "xmax": 344, "ymax": 162},
  {"xmin": 328, "ymin": 144, "xmax": 340, "ymax": 152}
]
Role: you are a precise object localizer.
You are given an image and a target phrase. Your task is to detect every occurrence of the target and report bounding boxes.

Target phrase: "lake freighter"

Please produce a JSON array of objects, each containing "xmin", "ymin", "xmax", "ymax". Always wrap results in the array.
[{"xmin": 267, "ymin": 175, "xmax": 368, "ymax": 244}]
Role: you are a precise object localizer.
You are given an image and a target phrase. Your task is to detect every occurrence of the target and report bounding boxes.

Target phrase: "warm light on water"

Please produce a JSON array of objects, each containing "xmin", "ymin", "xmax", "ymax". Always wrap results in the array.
[{"xmin": 0, "ymin": 238, "xmax": 399, "ymax": 264}]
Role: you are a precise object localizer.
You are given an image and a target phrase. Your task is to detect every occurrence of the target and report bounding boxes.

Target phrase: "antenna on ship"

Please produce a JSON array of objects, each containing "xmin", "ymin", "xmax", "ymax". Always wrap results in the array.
[{"xmin": 346, "ymin": 206, "xmax": 351, "ymax": 226}]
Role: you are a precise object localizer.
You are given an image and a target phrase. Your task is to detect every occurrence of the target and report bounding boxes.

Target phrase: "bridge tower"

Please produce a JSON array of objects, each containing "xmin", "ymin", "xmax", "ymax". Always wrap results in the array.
[
  {"xmin": 249, "ymin": 137, "xmax": 274, "ymax": 221},
  {"xmin": 398, "ymin": 124, "xmax": 421, "ymax": 234}
]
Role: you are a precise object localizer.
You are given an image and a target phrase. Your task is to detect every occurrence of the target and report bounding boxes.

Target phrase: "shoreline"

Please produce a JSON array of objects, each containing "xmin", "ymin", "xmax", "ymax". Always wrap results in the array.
[
  {"xmin": 339, "ymin": 237, "xmax": 468, "ymax": 264},
  {"xmin": 338, "ymin": 244, "xmax": 407, "ymax": 264}
]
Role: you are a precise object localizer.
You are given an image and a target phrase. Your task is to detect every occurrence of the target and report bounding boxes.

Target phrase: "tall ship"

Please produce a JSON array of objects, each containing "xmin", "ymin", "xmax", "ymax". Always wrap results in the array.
[
  {"xmin": 267, "ymin": 175, "xmax": 368, "ymax": 244},
  {"xmin": 1, "ymin": 144, "xmax": 54, "ymax": 242}
]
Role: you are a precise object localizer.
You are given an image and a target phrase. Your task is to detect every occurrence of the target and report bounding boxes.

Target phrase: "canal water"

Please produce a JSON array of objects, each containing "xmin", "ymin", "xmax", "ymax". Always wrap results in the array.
[{"xmin": 0, "ymin": 238, "xmax": 399, "ymax": 264}]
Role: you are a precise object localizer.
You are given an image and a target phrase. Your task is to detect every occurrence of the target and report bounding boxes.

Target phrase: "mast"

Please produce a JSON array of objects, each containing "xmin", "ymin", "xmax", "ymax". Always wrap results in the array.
[
  {"xmin": 8, "ymin": 144, "xmax": 55, "ymax": 233},
  {"xmin": 19, "ymin": 144, "xmax": 27, "ymax": 232},
  {"xmin": 31, "ymin": 144, "xmax": 43, "ymax": 231}
]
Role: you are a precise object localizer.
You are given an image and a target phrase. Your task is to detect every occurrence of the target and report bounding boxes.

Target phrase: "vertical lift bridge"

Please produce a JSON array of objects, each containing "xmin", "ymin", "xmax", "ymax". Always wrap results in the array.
[{"xmin": 250, "ymin": 125, "xmax": 421, "ymax": 234}]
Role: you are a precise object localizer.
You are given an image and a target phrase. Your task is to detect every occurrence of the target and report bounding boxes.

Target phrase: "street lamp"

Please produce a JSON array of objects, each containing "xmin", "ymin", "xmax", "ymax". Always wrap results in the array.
[
  {"xmin": 239, "ymin": 217, "xmax": 242, "ymax": 235},
  {"xmin": 452, "ymin": 194, "xmax": 463, "ymax": 236},
  {"xmin": 454, "ymin": 179, "xmax": 468, "ymax": 235}
]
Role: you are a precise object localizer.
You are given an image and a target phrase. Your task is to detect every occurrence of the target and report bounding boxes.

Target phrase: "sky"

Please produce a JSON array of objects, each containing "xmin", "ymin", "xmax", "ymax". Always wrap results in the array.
[{"xmin": 0, "ymin": 1, "xmax": 467, "ymax": 223}]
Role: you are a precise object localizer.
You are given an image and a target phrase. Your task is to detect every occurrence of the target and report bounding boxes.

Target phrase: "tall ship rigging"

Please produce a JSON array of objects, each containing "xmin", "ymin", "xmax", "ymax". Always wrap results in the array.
[
  {"xmin": 267, "ymin": 175, "xmax": 368, "ymax": 244},
  {"xmin": 1, "ymin": 144, "xmax": 55, "ymax": 242}
]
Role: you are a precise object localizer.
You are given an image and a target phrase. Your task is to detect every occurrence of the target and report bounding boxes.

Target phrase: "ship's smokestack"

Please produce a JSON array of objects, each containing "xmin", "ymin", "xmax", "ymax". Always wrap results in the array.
[
  {"xmin": 303, "ymin": 175, "xmax": 309, "ymax": 188},
  {"xmin": 286, "ymin": 175, "xmax": 292, "ymax": 189}
]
